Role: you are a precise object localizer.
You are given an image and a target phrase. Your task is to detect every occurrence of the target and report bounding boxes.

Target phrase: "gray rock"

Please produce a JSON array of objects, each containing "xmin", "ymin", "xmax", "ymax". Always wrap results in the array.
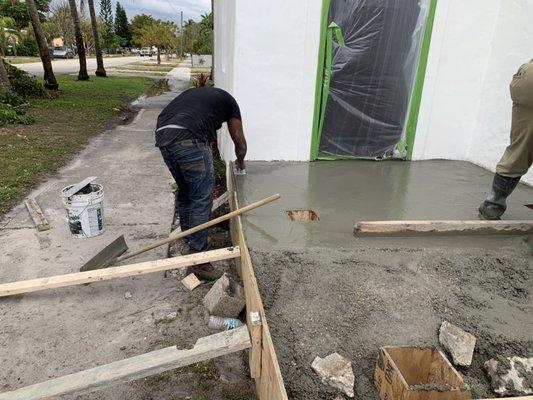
[
  {"xmin": 485, "ymin": 356, "xmax": 533, "ymax": 396},
  {"xmin": 203, "ymin": 273, "xmax": 245, "ymax": 317},
  {"xmin": 439, "ymin": 321, "xmax": 476, "ymax": 366},
  {"xmin": 311, "ymin": 352, "xmax": 355, "ymax": 398},
  {"xmin": 124, "ymin": 291, "xmax": 132, "ymax": 299}
]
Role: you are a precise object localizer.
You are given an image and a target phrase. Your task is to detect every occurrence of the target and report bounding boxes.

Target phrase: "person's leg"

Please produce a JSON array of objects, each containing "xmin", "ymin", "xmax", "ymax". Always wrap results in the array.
[
  {"xmin": 479, "ymin": 102, "xmax": 533, "ymax": 219},
  {"xmin": 160, "ymin": 145, "xmax": 191, "ymax": 231},
  {"xmin": 176, "ymin": 141, "xmax": 214, "ymax": 252}
]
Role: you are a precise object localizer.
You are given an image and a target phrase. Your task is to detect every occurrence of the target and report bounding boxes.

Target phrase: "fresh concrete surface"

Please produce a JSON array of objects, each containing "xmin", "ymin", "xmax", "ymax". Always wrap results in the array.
[
  {"xmin": 17, "ymin": 56, "xmax": 140, "ymax": 77},
  {"xmin": 235, "ymin": 160, "xmax": 533, "ymax": 399},
  {"xmin": 236, "ymin": 160, "xmax": 533, "ymax": 249}
]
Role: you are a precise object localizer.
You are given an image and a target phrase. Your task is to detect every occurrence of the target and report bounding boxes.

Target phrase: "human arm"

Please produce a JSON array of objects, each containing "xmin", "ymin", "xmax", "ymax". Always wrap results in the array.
[{"xmin": 228, "ymin": 117, "xmax": 247, "ymax": 171}]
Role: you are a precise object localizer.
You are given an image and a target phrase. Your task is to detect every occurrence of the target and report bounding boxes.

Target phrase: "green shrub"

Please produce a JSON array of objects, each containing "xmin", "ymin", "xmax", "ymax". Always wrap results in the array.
[
  {"xmin": 16, "ymin": 37, "xmax": 39, "ymax": 56},
  {"xmin": 5, "ymin": 62, "xmax": 46, "ymax": 98},
  {"xmin": 0, "ymin": 103, "xmax": 34, "ymax": 126},
  {"xmin": 0, "ymin": 91, "xmax": 25, "ymax": 106}
]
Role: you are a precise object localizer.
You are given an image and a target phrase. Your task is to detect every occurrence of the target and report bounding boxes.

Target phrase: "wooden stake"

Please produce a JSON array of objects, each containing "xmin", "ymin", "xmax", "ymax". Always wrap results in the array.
[
  {"xmin": 0, "ymin": 247, "xmax": 240, "ymax": 297},
  {"xmin": 0, "ymin": 326, "xmax": 250, "ymax": 400},
  {"xmin": 116, "ymin": 193, "xmax": 280, "ymax": 263},
  {"xmin": 24, "ymin": 198, "xmax": 50, "ymax": 231},
  {"xmin": 354, "ymin": 220, "xmax": 533, "ymax": 235}
]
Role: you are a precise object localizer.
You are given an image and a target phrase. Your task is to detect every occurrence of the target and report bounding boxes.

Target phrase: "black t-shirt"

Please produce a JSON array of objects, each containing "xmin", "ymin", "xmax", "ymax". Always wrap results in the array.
[{"xmin": 155, "ymin": 87, "xmax": 241, "ymax": 147}]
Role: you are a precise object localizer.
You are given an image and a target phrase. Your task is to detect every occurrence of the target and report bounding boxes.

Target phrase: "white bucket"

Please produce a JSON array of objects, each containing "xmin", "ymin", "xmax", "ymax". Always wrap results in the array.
[{"xmin": 61, "ymin": 183, "xmax": 105, "ymax": 238}]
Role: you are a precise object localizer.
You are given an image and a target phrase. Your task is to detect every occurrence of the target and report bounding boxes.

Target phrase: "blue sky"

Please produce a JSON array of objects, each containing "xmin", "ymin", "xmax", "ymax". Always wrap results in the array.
[{"xmin": 51, "ymin": 0, "xmax": 211, "ymax": 25}]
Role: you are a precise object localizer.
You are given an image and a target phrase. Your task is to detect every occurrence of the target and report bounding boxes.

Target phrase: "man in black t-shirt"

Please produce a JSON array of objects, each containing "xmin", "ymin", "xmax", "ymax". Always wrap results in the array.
[{"xmin": 156, "ymin": 87, "xmax": 247, "ymax": 273}]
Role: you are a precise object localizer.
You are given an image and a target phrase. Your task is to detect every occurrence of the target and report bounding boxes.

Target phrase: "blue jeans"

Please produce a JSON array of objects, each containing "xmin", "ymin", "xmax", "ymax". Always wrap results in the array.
[{"xmin": 160, "ymin": 139, "xmax": 214, "ymax": 252}]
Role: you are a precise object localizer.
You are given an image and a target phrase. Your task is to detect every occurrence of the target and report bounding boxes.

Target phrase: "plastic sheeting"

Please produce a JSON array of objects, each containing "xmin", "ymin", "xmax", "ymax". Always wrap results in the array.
[{"xmin": 318, "ymin": 0, "xmax": 430, "ymax": 158}]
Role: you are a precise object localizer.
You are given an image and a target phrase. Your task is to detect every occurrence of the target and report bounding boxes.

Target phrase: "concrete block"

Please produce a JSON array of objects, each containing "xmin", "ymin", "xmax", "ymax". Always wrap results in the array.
[
  {"xmin": 485, "ymin": 356, "xmax": 533, "ymax": 396},
  {"xmin": 311, "ymin": 352, "xmax": 355, "ymax": 398},
  {"xmin": 181, "ymin": 273, "xmax": 201, "ymax": 291},
  {"xmin": 439, "ymin": 321, "xmax": 476, "ymax": 366},
  {"xmin": 202, "ymin": 273, "xmax": 245, "ymax": 317}
]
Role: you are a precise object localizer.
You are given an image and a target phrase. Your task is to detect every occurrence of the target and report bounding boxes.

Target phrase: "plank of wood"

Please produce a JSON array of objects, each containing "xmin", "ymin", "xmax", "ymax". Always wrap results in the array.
[
  {"xmin": 479, "ymin": 397, "xmax": 533, "ymax": 400},
  {"xmin": 24, "ymin": 198, "xmax": 50, "ymax": 231},
  {"xmin": 229, "ymin": 180, "xmax": 288, "ymax": 400},
  {"xmin": 0, "ymin": 326, "xmax": 251, "ymax": 400},
  {"xmin": 354, "ymin": 220, "xmax": 533, "ymax": 235},
  {"xmin": 0, "ymin": 247, "xmax": 240, "ymax": 297}
]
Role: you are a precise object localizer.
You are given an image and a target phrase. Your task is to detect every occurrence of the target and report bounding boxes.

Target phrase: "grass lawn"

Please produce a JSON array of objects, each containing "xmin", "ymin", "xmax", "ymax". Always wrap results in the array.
[
  {"xmin": 111, "ymin": 63, "xmax": 175, "ymax": 73},
  {"xmin": 4, "ymin": 56, "xmax": 42, "ymax": 64},
  {"xmin": 0, "ymin": 75, "xmax": 157, "ymax": 214}
]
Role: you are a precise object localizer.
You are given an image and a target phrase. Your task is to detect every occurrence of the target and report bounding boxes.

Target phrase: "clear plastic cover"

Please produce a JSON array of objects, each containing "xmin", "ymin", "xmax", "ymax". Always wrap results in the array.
[{"xmin": 319, "ymin": 0, "xmax": 430, "ymax": 158}]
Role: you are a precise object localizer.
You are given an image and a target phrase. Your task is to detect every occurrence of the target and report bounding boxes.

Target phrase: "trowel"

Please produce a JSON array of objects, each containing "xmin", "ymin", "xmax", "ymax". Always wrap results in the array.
[{"xmin": 80, "ymin": 193, "xmax": 280, "ymax": 272}]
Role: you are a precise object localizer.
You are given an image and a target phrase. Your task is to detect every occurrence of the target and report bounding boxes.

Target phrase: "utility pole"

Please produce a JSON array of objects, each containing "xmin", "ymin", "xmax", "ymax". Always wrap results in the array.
[{"xmin": 180, "ymin": 11, "xmax": 184, "ymax": 58}]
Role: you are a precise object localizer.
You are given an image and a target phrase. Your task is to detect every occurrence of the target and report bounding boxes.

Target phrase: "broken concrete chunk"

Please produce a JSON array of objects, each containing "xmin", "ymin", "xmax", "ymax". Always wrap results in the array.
[
  {"xmin": 439, "ymin": 321, "xmax": 476, "ymax": 366},
  {"xmin": 485, "ymin": 356, "xmax": 533, "ymax": 396},
  {"xmin": 311, "ymin": 352, "xmax": 355, "ymax": 398},
  {"xmin": 181, "ymin": 273, "xmax": 201, "ymax": 291},
  {"xmin": 124, "ymin": 291, "xmax": 132, "ymax": 299},
  {"xmin": 203, "ymin": 273, "xmax": 245, "ymax": 318}
]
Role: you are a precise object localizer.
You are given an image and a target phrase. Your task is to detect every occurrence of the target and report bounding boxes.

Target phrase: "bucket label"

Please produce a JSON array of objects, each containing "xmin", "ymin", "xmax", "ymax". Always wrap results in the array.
[{"xmin": 67, "ymin": 212, "xmax": 83, "ymax": 235}]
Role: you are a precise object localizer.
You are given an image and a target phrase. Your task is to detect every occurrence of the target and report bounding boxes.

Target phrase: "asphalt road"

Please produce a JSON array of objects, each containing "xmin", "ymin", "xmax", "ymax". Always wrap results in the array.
[{"xmin": 17, "ymin": 56, "xmax": 141, "ymax": 77}]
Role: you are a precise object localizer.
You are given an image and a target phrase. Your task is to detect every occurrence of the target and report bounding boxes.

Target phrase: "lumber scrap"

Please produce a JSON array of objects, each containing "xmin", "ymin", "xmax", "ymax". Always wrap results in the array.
[
  {"xmin": 24, "ymin": 198, "xmax": 50, "ymax": 231},
  {"xmin": 0, "ymin": 247, "xmax": 240, "ymax": 297},
  {"xmin": 354, "ymin": 220, "xmax": 533, "ymax": 236},
  {"xmin": 0, "ymin": 326, "xmax": 251, "ymax": 400},
  {"xmin": 229, "ymin": 176, "xmax": 288, "ymax": 399}
]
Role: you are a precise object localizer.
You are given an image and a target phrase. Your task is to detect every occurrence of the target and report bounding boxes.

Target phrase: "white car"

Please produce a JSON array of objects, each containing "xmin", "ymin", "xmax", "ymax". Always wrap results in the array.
[
  {"xmin": 139, "ymin": 47, "xmax": 153, "ymax": 57},
  {"xmin": 53, "ymin": 46, "xmax": 75, "ymax": 59}
]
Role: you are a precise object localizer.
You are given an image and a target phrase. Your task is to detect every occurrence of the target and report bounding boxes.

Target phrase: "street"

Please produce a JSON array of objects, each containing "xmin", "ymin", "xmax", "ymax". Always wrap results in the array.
[{"xmin": 17, "ymin": 55, "xmax": 140, "ymax": 77}]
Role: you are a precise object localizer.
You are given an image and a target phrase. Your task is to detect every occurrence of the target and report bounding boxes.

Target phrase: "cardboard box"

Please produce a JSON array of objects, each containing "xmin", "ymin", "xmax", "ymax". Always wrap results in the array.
[{"xmin": 374, "ymin": 346, "xmax": 471, "ymax": 400}]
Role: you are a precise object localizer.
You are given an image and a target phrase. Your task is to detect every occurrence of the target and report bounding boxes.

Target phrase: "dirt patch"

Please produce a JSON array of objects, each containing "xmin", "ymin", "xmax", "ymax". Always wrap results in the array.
[{"xmin": 251, "ymin": 241, "xmax": 533, "ymax": 399}]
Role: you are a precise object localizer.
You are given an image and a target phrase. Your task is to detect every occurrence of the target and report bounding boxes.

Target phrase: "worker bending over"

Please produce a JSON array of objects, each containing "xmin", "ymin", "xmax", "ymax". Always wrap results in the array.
[
  {"xmin": 479, "ymin": 60, "xmax": 533, "ymax": 220},
  {"xmin": 156, "ymin": 87, "xmax": 247, "ymax": 270}
]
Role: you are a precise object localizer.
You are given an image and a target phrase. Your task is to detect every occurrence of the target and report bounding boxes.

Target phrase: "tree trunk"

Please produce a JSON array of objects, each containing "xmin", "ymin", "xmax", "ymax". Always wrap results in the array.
[
  {"xmin": 165, "ymin": 47, "xmax": 170, "ymax": 61},
  {"xmin": 26, "ymin": 0, "xmax": 58, "ymax": 90},
  {"xmin": 0, "ymin": 58, "xmax": 13, "ymax": 93},
  {"xmin": 68, "ymin": 0, "xmax": 89, "ymax": 80},
  {"xmin": 157, "ymin": 47, "xmax": 161, "ymax": 65},
  {"xmin": 88, "ymin": 0, "xmax": 106, "ymax": 77}
]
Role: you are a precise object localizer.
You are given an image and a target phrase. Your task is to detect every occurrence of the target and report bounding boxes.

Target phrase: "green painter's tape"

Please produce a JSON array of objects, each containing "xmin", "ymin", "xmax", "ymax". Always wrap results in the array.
[
  {"xmin": 405, "ymin": 0, "xmax": 437, "ymax": 160},
  {"xmin": 310, "ymin": 0, "xmax": 332, "ymax": 161}
]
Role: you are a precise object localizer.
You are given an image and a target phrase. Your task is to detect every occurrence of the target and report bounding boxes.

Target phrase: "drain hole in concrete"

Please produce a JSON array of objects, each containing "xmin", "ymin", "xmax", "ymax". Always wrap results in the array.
[
  {"xmin": 286, "ymin": 209, "xmax": 319, "ymax": 222},
  {"xmin": 525, "ymin": 204, "xmax": 533, "ymax": 210}
]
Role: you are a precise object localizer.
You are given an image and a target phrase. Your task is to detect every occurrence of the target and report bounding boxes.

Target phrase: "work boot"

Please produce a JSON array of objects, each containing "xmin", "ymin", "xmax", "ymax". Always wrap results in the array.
[
  {"xmin": 479, "ymin": 174, "xmax": 521, "ymax": 220},
  {"xmin": 187, "ymin": 263, "xmax": 224, "ymax": 280}
]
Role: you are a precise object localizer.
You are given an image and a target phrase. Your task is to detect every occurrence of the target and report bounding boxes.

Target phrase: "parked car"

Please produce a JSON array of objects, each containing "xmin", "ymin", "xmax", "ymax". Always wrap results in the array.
[
  {"xmin": 53, "ymin": 46, "xmax": 75, "ymax": 59},
  {"xmin": 130, "ymin": 48, "xmax": 140, "ymax": 54},
  {"xmin": 139, "ymin": 47, "xmax": 153, "ymax": 57}
]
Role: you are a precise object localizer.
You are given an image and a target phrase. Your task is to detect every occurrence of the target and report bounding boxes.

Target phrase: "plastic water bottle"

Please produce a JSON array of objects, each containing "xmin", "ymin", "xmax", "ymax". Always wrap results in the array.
[{"xmin": 208, "ymin": 316, "xmax": 243, "ymax": 330}]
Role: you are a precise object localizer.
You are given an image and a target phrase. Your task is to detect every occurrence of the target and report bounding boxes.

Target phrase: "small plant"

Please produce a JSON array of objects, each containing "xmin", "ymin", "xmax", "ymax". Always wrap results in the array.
[
  {"xmin": 195, "ymin": 72, "xmax": 209, "ymax": 87},
  {"xmin": 0, "ymin": 91, "xmax": 25, "ymax": 107},
  {"xmin": 0, "ymin": 104, "xmax": 34, "ymax": 126},
  {"xmin": 5, "ymin": 62, "xmax": 46, "ymax": 98}
]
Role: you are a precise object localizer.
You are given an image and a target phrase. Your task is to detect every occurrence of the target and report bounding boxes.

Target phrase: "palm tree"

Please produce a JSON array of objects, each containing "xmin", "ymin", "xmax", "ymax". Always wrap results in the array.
[
  {"xmin": 25, "ymin": 0, "xmax": 58, "ymax": 90},
  {"xmin": 68, "ymin": 0, "xmax": 89, "ymax": 80},
  {"xmin": 0, "ymin": 58, "xmax": 12, "ymax": 93},
  {"xmin": 87, "ymin": 0, "xmax": 106, "ymax": 76}
]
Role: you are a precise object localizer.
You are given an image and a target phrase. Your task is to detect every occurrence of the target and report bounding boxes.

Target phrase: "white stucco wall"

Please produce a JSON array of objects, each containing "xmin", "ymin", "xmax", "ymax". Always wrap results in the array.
[
  {"xmin": 413, "ymin": 0, "xmax": 533, "ymax": 185},
  {"xmin": 215, "ymin": 0, "xmax": 322, "ymax": 162}
]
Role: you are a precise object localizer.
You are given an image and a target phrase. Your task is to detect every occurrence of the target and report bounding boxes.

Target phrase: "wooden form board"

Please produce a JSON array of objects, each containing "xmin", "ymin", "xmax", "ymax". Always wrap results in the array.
[
  {"xmin": 0, "ymin": 247, "xmax": 240, "ymax": 297},
  {"xmin": 0, "ymin": 326, "xmax": 251, "ymax": 400},
  {"xmin": 24, "ymin": 198, "xmax": 50, "ymax": 231},
  {"xmin": 229, "ymin": 173, "xmax": 288, "ymax": 400},
  {"xmin": 355, "ymin": 220, "xmax": 533, "ymax": 236}
]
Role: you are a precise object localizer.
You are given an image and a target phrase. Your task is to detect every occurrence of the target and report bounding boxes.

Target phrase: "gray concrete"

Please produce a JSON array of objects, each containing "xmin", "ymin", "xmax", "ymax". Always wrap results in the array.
[
  {"xmin": 17, "ymin": 56, "xmax": 139, "ymax": 77},
  {"xmin": 235, "ymin": 160, "xmax": 533, "ymax": 400},
  {"xmin": 236, "ymin": 160, "xmax": 533, "ymax": 249}
]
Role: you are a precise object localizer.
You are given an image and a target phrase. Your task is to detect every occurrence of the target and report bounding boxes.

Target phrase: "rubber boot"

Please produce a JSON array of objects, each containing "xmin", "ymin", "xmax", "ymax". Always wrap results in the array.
[{"xmin": 479, "ymin": 174, "xmax": 521, "ymax": 220}]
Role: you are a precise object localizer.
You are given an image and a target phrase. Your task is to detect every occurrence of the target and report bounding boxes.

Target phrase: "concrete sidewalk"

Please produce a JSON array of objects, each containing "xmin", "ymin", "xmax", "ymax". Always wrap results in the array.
[{"xmin": 0, "ymin": 62, "xmax": 195, "ymax": 397}]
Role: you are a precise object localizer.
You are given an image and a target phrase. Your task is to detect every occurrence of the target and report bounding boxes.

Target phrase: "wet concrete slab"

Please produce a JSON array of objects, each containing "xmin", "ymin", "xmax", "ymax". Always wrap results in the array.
[
  {"xmin": 235, "ymin": 160, "xmax": 533, "ymax": 400},
  {"xmin": 235, "ymin": 160, "xmax": 533, "ymax": 249}
]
